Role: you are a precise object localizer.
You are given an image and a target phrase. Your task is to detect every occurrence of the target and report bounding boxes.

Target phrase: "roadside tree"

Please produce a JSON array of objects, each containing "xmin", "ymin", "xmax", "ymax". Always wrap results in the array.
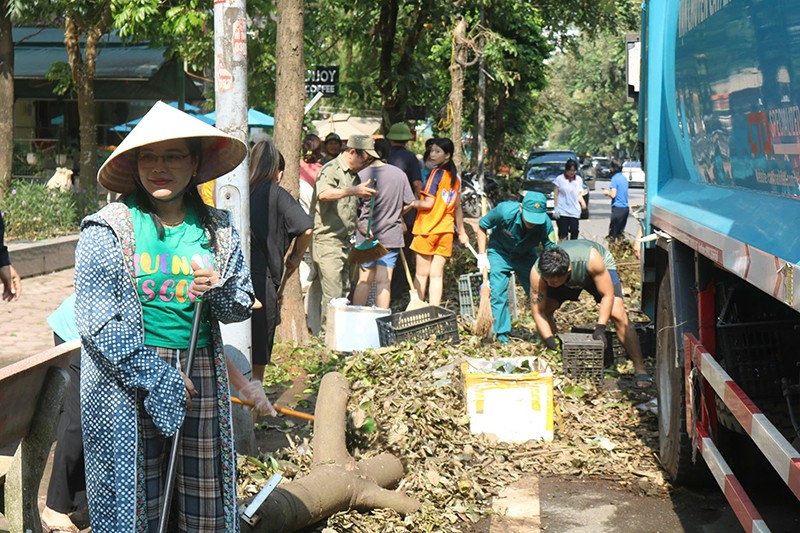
[
  {"xmin": 540, "ymin": 30, "xmax": 639, "ymax": 158},
  {"xmin": 0, "ymin": 1, "xmax": 11, "ymax": 191},
  {"xmin": 273, "ymin": 0, "xmax": 309, "ymax": 344}
]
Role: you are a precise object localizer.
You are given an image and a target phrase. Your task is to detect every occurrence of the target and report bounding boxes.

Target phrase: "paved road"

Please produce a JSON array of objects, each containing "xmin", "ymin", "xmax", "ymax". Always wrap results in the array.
[{"xmin": 578, "ymin": 179, "xmax": 644, "ymax": 243}]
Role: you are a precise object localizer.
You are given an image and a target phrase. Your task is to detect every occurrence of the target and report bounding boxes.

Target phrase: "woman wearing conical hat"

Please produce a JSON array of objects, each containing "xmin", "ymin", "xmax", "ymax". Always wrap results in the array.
[{"xmin": 75, "ymin": 101, "xmax": 254, "ymax": 532}]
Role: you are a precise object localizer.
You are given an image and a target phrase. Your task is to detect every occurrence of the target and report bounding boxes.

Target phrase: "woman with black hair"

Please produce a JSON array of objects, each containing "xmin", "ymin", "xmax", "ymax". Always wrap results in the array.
[
  {"xmin": 76, "ymin": 102, "xmax": 254, "ymax": 532},
  {"xmin": 249, "ymin": 138, "xmax": 313, "ymax": 382},
  {"xmin": 408, "ymin": 137, "xmax": 469, "ymax": 306},
  {"xmin": 552, "ymin": 158, "xmax": 586, "ymax": 240}
]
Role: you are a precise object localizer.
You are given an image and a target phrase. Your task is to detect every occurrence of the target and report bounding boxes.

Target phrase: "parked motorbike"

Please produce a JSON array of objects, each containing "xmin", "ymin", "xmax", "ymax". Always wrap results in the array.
[{"xmin": 461, "ymin": 171, "xmax": 501, "ymax": 218}]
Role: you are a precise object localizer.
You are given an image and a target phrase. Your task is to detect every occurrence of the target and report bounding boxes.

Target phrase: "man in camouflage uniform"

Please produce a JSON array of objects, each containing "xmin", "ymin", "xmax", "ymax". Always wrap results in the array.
[{"xmin": 308, "ymin": 135, "xmax": 379, "ymax": 333}]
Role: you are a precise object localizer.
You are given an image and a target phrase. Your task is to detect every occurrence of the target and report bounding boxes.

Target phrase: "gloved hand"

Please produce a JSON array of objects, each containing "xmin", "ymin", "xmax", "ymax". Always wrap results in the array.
[
  {"xmin": 552, "ymin": 211, "xmax": 560, "ymax": 220},
  {"xmin": 543, "ymin": 336, "xmax": 558, "ymax": 351},
  {"xmin": 240, "ymin": 380, "xmax": 278, "ymax": 417},
  {"xmin": 592, "ymin": 323, "xmax": 608, "ymax": 350},
  {"xmin": 476, "ymin": 253, "xmax": 491, "ymax": 272},
  {"xmin": 180, "ymin": 370, "xmax": 197, "ymax": 409}
]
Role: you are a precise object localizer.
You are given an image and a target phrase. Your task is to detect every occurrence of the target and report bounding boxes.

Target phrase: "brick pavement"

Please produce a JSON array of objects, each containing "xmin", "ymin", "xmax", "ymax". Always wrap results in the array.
[{"xmin": 0, "ymin": 268, "xmax": 75, "ymax": 369}]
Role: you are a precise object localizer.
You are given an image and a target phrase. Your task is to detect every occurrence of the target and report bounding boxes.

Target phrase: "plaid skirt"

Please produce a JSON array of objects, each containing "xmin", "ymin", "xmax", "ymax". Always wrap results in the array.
[{"xmin": 139, "ymin": 345, "xmax": 225, "ymax": 532}]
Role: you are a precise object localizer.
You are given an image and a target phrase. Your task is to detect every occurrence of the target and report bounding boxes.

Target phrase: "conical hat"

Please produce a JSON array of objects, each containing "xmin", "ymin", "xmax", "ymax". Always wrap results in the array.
[{"xmin": 98, "ymin": 101, "xmax": 248, "ymax": 193}]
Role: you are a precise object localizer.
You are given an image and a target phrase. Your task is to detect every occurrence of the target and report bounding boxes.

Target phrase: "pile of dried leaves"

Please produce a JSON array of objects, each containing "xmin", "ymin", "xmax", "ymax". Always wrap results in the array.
[{"xmin": 237, "ymin": 237, "xmax": 664, "ymax": 531}]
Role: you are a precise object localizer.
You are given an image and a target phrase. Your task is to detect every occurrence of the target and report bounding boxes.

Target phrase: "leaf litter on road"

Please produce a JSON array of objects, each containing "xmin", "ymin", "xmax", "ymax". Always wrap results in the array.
[{"xmin": 238, "ymin": 238, "xmax": 663, "ymax": 530}]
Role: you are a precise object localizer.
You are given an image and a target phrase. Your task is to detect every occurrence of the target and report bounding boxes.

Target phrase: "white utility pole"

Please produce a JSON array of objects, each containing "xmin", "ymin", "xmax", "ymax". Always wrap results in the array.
[
  {"xmin": 214, "ymin": 0, "xmax": 256, "ymax": 453},
  {"xmin": 214, "ymin": 0, "xmax": 251, "ymax": 362}
]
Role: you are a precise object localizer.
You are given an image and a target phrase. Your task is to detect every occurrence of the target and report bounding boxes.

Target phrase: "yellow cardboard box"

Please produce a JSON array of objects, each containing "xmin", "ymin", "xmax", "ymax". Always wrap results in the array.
[{"xmin": 462, "ymin": 357, "xmax": 554, "ymax": 443}]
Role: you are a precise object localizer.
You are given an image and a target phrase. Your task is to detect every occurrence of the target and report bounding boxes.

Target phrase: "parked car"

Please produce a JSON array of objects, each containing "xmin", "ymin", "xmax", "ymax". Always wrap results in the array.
[
  {"xmin": 520, "ymin": 149, "xmax": 590, "ymax": 219},
  {"xmin": 591, "ymin": 157, "xmax": 613, "ymax": 180},
  {"xmin": 622, "ymin": 160, "xmax": 646, "ymax": 188}
]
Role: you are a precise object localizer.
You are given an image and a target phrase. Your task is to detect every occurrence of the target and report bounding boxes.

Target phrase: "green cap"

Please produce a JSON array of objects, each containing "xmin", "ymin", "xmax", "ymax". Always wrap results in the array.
[
  {"xmin": 324, "ymin": 132, "xmax": 341, "ymax": 143},
  {"xmin": 385, "ymin": 122, "xmax": 414, "ymax": 141},
  {"xmin": 522, "ymin": 192, "xmax": 548, "ymax": 225},
  {"xmin": 347, "ymin": 134, "xmax": 380, "ymax": 160}
]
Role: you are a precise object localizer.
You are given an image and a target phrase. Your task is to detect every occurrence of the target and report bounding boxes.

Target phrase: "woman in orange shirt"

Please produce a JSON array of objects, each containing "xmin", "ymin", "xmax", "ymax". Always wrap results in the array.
[{"xmin": 409, "ymin": 137, "xmax": 469, "ymax": 305}]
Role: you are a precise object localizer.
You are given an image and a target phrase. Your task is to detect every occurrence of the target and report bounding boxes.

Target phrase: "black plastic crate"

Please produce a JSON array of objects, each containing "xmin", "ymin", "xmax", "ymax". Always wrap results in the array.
[
  {"xmin": 560, "ymin": 332, "xmax": 605, "ymax": 384},
  {"xmin": 571, "ymin": 321, "xmax": 654, "ymax": 366},
  {"xmin": 376, "ymin": 306, "xmax": 460, "ymax": 346},
  {"xmin": 716, "ymin": 319, "xmax": 800, "ymax": 399}
]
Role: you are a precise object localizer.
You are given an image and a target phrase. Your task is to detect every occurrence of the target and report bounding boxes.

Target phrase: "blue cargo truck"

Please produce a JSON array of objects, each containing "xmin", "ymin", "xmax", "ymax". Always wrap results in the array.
[{"xmin": 638, "ymin": 0, "xmax": 800, "ymax": 528}]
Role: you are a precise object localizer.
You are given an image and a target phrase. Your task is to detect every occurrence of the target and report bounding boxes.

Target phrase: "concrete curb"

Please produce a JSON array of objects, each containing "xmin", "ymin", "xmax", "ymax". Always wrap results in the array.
[{"xmin": 7, "ymin": 234, "xmax": 78, "ymax": 278}]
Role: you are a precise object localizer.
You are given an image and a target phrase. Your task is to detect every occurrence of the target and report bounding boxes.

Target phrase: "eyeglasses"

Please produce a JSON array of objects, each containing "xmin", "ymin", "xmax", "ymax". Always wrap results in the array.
[{"xmin": 137, "ymin": 152, "xmax": 191, "ymax": 169}]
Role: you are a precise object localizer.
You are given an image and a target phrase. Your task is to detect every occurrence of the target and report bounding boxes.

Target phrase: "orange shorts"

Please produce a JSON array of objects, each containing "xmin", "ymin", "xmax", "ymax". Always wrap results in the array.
[{"xmin": 410, "ymin": 233, "xmax": 454, "ymax": 257}]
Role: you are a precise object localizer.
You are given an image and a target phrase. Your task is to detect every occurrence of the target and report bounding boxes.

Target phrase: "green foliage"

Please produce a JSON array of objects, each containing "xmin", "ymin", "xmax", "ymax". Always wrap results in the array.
[
  {"xmin": 538, "ymin": 29, "xmax": 639, "ymax": 158},
  {"xmin": 8, "ymin": 0, "xmax": 643, "ymax": 180},
  {"xmin": 45, "ymin": 61, "xmax": 73, "ymax": 96},
  {"xmin": 0, "ymin": 181, "xmax": 82, "ymax": 240}
]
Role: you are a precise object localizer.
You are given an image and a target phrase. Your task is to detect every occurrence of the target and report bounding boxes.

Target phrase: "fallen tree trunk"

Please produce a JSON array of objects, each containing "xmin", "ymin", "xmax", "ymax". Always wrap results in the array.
[{"xmin": 242, "ymin": 372, "xmax": 420, "ymax": 531}]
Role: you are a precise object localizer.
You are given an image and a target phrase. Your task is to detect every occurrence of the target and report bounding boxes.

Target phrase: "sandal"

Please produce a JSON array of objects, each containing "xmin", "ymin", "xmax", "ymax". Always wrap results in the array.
[
  {"xmin": 634, "ymin": 373, "xmax": 654, "ymax": 389},
  {"xmin": 41, "ymin": 522, "xmax": 79, "ymax": 533}
]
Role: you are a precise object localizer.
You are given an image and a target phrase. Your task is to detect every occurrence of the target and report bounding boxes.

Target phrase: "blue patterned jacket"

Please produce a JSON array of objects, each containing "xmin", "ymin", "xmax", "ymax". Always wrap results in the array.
[{"xmin": 75, "ymin": 201, "xmax": 253, "ymax": 532}]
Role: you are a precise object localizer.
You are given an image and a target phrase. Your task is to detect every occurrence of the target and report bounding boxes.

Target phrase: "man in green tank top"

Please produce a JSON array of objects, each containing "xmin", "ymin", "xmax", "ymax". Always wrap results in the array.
[{"xmin": 530, "ymin": 239, "xmax": 651, "ymax": 388}]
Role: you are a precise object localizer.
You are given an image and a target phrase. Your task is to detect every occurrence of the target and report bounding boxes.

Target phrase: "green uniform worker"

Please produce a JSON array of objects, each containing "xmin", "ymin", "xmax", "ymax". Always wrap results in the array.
[
  {"xmin": 310, "ymin": 134, "xmax": 379, "ymax": 333},
  {"xmin": 476, "ymin": 192, "xmax": 556, "ymax": 343}
]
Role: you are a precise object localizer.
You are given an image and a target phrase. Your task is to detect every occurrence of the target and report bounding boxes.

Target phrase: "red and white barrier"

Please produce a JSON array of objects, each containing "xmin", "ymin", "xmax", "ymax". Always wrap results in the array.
[{"xmin": 685, "ymin": 334, "xmax": 800, "ymax": 523}]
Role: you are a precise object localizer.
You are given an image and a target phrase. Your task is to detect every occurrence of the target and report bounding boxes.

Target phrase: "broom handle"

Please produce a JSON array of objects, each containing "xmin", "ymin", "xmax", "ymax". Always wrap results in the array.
[
  {"xmin": 400, "ymin": 247, "xmax": 414, "ymax": 287},
  {"xmin": 159, "ymin": 299, "xmax": 204, "ymax": 533},
  {"xmin": 480, "ymin": 195, "xmax": 489, "ymax": 285},
  {"xmin": 231, "ymin": 396, "xmax": 315, "ymax": 422}
]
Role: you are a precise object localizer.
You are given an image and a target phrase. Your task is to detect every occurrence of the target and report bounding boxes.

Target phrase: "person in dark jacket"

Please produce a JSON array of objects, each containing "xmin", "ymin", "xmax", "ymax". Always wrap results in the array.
[{"xmin": 249, "ymin": 138, "xmax": 313, "ymax": 383}]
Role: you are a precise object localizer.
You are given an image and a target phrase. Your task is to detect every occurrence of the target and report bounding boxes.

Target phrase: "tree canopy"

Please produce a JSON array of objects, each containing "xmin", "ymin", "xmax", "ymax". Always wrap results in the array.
[
  {"xmin": 2, "ymin": 0, "xmax": 644, "ymax": 182},
  {"xmin": 538, "ymin": 29, "xmax": 640, "ymax": 160}
]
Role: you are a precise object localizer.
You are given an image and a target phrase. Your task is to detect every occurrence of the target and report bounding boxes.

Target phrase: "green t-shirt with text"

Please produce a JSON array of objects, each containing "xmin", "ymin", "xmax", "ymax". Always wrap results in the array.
[{"xmin": 128, "ymin": 200, "xmax": 213, "ymax": 349}]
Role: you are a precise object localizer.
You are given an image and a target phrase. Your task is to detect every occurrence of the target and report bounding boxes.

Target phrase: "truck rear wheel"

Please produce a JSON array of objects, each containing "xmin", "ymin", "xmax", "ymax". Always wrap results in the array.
[{"xmin": 657, "ymin": 273, "xmax": 706, "ymax": 485}]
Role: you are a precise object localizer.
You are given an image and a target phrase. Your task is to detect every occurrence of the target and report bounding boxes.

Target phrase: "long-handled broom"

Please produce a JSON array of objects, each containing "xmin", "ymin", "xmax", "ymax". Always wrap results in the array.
[
  {"xmin": 349, "ymin": 197, "xmax": 388, "ymax": 264},
  {"xmin": 400, "ymin": 250, "xmax": 428, "ymax": 311},
  {"xmin": 473, "ymin": 197, "xmax": 494, "ymax": 337}
]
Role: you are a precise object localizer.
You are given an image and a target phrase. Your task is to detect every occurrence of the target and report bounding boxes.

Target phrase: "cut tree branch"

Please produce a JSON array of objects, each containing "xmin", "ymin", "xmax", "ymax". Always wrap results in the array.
[{"xmin": 242, "ymin": 372, "xmax": 420, "ymax": 532}]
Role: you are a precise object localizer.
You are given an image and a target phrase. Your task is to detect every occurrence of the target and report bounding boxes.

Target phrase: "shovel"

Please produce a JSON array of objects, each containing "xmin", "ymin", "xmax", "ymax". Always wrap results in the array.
[
  {"xmin": 158, "ymin": 299, "xmax": 204, "ymax": 533},
  {"xmin": 400, "ymin": 250, "xmax": 428, "ymax": 311}
]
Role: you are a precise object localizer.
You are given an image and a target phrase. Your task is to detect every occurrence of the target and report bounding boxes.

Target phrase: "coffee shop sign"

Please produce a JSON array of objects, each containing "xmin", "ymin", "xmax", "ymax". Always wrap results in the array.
[{"xmin": 306, "ymin": 66, "xmax": 339, "ymax": 97}]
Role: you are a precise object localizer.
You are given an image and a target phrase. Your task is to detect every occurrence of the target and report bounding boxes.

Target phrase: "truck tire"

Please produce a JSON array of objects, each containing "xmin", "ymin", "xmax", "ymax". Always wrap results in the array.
[{"xmin": 656, "ymin": 273, "xmax": 707, "ymax": 485}]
